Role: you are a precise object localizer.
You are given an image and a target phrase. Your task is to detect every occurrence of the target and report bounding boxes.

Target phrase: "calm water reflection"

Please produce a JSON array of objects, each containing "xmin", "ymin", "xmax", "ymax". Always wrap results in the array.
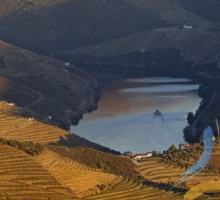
[{"xmin": 71, "ymin": 77, "xmax": 201, "ymax": 153}]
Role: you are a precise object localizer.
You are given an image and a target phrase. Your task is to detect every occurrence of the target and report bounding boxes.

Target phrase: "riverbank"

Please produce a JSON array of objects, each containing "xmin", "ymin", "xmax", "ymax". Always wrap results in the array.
[
  {"xmin": 79, "ymin": 58, "xmax": 220, "ymax": 144},
  {"xmin": 71, "ymin": 76, "xmax": 200, "ymax": 153},
  {"xmin": 70, "ymin": 81, "xmax": 102, "ymax": 126}
]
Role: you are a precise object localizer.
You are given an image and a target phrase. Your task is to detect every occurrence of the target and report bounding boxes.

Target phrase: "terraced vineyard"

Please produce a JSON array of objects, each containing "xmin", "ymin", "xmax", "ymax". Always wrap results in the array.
[
  {"xmin": 0, "ymin": 112, "xmax": 117, "ymax": 153},
  {"xmin": 137, "ymin": 156, "xmax": 217, "ymax": 189},
  {"xmin": 138, "ymin": 157, "xmax": 185, "ymax": 183},
  {"xmin": 85, "ymin": 178, "xmax": 184, "ymax": 200},
  {"xmin": 0, "ymin": 104, "xmax": 218, "ymax": 199},
  {"xmin": 36, "ymin": 150, "xmax": 122, "ymax": 197},
  {"xmin": 0, "ymin": 143, "xmax": 186, "ymax": 200},
  {"xmin": 0, "ymin": 144, "xmax": 78, "ymax": 200},
  {"xmin": 0, "ymin": 108, "xmax": 188, "ymax": 199},
  {"xmin": 0, "ymin": 111, "xmax": 187, "ymax": 199}
]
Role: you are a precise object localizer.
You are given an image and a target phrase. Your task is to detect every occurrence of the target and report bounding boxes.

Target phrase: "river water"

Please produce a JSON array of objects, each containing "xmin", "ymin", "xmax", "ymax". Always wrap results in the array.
[{"xmin": 71, "ymin": 77, "xmax": 201, "ymax": 153}]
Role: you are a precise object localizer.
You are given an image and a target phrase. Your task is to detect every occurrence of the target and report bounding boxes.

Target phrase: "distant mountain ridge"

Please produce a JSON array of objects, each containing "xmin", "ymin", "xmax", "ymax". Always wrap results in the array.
[{"xmin": 0, "ymin": 0, "xmax": 174, "ymax": 55}]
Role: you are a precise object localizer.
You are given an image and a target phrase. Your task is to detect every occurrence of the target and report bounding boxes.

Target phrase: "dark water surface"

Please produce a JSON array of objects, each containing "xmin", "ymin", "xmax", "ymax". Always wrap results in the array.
[{"xmin": 71, "ymin": 77, "xmax": 201, "ymax": 153}]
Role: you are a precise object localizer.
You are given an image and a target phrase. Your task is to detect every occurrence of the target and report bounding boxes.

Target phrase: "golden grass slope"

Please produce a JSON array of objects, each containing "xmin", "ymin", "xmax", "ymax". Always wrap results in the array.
[
  {"xmin": 184, "ymin": 180, "xmax": 220, "ymax": 200},
  {"xmin": 138, "ymin": 157, "xmax": 185, "ymax": 183},
  {"xmin": 137, "ymin": 156, "xmax": 217, "ymax": 189},
  {"xmin": 85, "ymin": 178, "xmax": 184, "ymax": 200},
  {"xmin": 0, "ymin": 144, "xmax": 78, "ymax": 199},
  {"xmin": 36, "ymin": 150, "xmax": 122, "ymax": 197},
  {"xmin": 0, "ymin": 113, "xmax": 69, "ymax": 143},
  {"xmin": 0, "ymin": 111, "xmax": 115, "ymax": 153}
]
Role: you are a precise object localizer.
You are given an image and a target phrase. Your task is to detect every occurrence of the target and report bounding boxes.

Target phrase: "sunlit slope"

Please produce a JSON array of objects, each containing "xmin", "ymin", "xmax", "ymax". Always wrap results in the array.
[
  {"xmin": 138, "ymin": 157, "xmax": 185, "ymax": 182},
  {"xmin": 0, "ymin": 143, "xmax": 184, "ymax": 199},
  {"xmin": 36, "ymin": 150, "xmax": 122, "ymax": 197},
  {"xmin": 0, "ymin": 144, "xmax": 78, "ymax": 199},
  {"xmin": 137, "ymin": 156, "xmax": 217, "ymax": 188},
  {"xmin": 0, "ymin": 113, "xmax": 115, "ymax": 152},
  {"xmin": 85, "ymin": 178, "xmax": 184, "ymax": 200}
]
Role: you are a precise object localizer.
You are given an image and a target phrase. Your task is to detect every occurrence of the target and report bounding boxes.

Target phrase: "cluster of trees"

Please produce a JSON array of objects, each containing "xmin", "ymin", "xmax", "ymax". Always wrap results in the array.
[
  {"xmin": 0, "ymin": 138, "xmax": 44, "ymax": 156},
  {"xmin": 161, "ymin": 144, "xmax": 203, "ymax": 169}
]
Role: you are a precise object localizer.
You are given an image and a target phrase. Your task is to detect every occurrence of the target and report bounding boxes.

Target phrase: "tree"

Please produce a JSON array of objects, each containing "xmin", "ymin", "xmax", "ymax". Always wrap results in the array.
[
  {"xmin": 151, "ymin": 150, "xmax": 157, "ymax": 155},
  {"xmin": 187, "ymin": 112, "xmax": 195, "ymax": 125},
  {"xmin": 183, "ymin": 126, "xmax": 194, "ymax": 143},
  {"xmin": 167, "ymin": 144, "xmax": 177, "ymax": 154}
]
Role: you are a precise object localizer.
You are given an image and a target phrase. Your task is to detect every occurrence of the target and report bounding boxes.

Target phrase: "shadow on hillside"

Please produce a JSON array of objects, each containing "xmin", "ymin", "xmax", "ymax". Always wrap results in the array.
[
  {"xmin": 0, "ymin": 0, "xmax": 172, "ymax": 55},
  {"xmin": 143, "ymin": 180, "xmax": 188, "ymax": 194},
  {"xmin": 49, "ymin": 134, "xmax": 121, "ymax": 155}
]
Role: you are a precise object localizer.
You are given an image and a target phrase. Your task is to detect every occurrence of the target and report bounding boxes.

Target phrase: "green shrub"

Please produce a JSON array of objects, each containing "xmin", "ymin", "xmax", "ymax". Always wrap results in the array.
[{"xmin": 0, "ymin": 138, "xmax": 45, "ymax": 156}]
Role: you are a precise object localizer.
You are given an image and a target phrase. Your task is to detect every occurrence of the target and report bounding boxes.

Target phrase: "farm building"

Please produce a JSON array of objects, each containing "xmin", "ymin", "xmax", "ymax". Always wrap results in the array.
[{"xmin": 134, "ymin": 152, "xmax": 152, "ymax": 159}]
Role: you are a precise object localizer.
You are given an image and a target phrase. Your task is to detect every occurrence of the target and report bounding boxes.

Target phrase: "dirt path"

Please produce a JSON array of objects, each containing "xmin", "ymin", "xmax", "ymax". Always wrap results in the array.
[
  {"xmin": 136, "ymin": 0, "xmax": 144, "ymax": 6},
  {"xmin": 21, "ymin": 50, "xmax": 33, "ymax": 60},
  {"xmin": 25, "ymin": 92, "xmax": 44, "ymax": 109}
]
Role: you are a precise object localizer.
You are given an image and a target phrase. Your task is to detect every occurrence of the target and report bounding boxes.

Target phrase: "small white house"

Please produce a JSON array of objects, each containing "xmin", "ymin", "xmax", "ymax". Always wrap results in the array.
[
  {"xmin": 183, "ymin": 24, "xmax": 193, "ymax": 29},
  {"xmin": 28, "ymin": 118, "xmax": 34, "ymax": 121},
  {"xmin": 64, "ymin": 62, "xmax": 70, "ymax": 66},
  {"xmin": 134, "ymin": 152, "xmax": 152, "ymax": 159}
]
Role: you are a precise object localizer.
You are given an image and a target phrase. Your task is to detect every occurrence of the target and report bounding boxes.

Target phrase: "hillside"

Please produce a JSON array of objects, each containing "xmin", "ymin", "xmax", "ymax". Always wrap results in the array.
[
  {"xmin": 64, "ymin": 22, "xmax": 220, "ymax": 68},
  {"xmin": 0, "ymin": 1, "xmax": 220, "ymax": 199},
  {"xmin": 0, "ymin": 110, "xmax": 187, "ymax": 199},
  {"xmin": 0, "ymin": 40, "xmax": 101, "ymax": 129},
  {"xmin": 0, "ymin": 0, "xmax": 172, "ymax": 55},
  {"xmin": 0, "ymin": 144, "xmax": 78, "ymax": 200},
  {"xmin": 177, "ymin": 0, "xmax": 220, "ymax": 22},
  {"xmin": 0, "ymin": 142, "xmax": 185, "ymax": 199},
  {"xmin": 1, "ymin": 0, "xmax": 220, "ymax": 66},
  {"xmin": 0, "ymin": 105, "xmax": 219, "ymax": 199},
  {"xmin": 0, "ymin": 106, "xmax": 120, "ymax": 154}
]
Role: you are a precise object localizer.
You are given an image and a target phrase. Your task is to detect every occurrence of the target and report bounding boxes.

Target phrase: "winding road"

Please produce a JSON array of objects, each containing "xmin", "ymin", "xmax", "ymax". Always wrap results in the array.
[{"xmin": 25, "ymin": 92, "xmax": 44, "ymax": 109}]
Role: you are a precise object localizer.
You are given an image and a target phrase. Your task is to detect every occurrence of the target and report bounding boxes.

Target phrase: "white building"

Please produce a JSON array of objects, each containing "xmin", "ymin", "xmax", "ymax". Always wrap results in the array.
[
  {"xmin": 134, "ymin": 152, "xmax": 152, "ymax": 159},
  {"xmin": 183, "ymin": 24, "xmax": 193, "ymax": 29}
]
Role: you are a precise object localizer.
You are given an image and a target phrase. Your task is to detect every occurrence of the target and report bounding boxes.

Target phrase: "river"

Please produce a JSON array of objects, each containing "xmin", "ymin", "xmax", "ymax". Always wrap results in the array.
[{"xmin": 70, "ymin": 77, "xmax": 201, "ymax": 153}]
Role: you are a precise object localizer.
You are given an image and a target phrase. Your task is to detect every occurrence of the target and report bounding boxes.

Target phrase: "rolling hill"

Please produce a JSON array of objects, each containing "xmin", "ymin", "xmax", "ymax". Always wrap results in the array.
[
  {"xmin": 0, "ymin": 40, "xmax": 101, "ymax": 129},
  {"xmin": 0, "ymin": 102, "xmax": 218, "ymax": 199},
  {"xmin": 0, "ymin": 0, "xmax": 173, "ymax": 55},
  {"xmin": 0, "ymin": 1, "xmax": 219, "ymax": 199}
]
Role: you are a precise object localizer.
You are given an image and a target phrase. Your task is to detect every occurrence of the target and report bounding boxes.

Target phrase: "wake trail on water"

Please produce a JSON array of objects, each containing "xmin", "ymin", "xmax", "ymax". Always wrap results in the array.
[
  {"xmin": 162, "ymin": 113, "xmax": 185, "ymax": 121},
  {"xmin": 103, "ymin": 113, "xmax": 152, "ymax": 129},
  {"xmin": 79, "ymin": 113, "xmax": 153, "ymax": 137},
  {"xmin": 151, "ymin": 112, "xmax": 167, "ymax": 149}
]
